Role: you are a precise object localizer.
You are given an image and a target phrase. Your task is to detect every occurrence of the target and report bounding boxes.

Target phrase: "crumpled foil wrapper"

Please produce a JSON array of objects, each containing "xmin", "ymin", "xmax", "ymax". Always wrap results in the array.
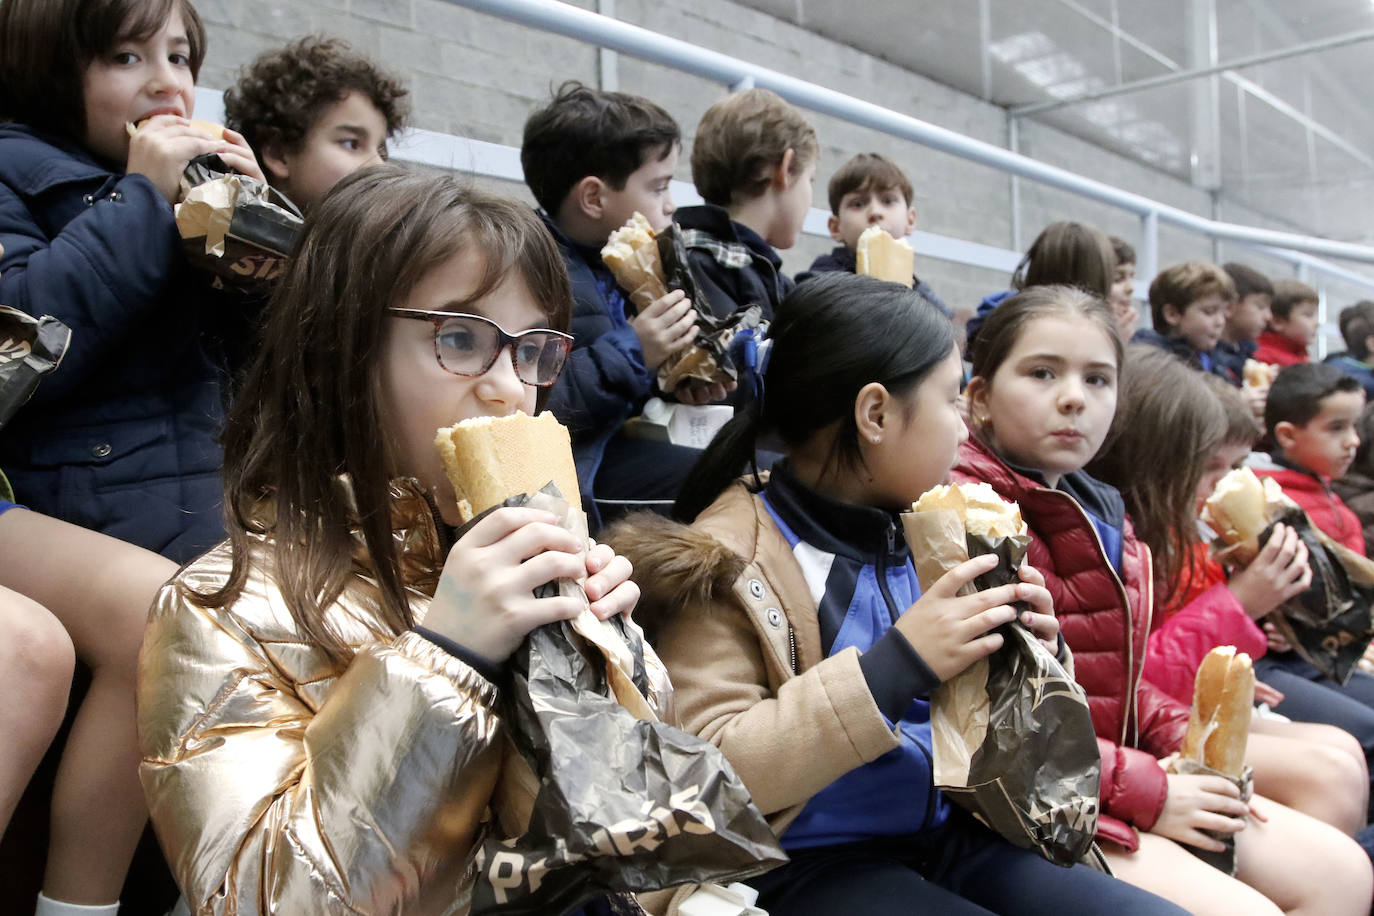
[
  {"xmin": 469, "ymin": 485, "xmax": 786, "ymax": 914},
  {"xmin": 902, "ymin": 507, "xmax": 1101, "ymax": 867}
]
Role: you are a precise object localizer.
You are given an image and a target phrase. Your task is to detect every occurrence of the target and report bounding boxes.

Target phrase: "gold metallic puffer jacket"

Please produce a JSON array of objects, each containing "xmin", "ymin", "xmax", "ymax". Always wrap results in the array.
[{"xmin": 137, "ymin": 478, "xmax": 502, "ymax": 915}]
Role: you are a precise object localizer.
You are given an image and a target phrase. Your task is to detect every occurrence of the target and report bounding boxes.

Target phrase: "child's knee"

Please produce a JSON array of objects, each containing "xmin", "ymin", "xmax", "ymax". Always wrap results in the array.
[
  {"xmin": 0, "ymin": 592, "xmax": 75, "ymax": 712},
  {"xmin": 1311, "ymin": 739, "xmax": 1370, "ymax": 803}
]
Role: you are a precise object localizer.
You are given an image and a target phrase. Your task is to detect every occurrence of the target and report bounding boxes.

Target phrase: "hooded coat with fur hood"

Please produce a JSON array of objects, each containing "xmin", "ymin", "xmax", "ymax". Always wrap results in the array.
[{"xmin": 609, "ymin": 481, "xmax": 911, "ymax": 840}]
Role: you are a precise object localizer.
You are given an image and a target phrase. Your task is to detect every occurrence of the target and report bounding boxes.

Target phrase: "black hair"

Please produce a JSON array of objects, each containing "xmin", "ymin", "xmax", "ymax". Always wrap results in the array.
[
  {"xmin": 1223, "ymin": 262, "xmax": 1274, "ymax": 301},
  {"xmin": 520, "ymin": 81, "xmax": 679, "ymax": 216},
  {"xmin": 1338, "ymin": 301, "xmax": 1374, "ymax": 360},
  {"xmin": 1265, "ymin": 362, "xmax": 1363, "ymax": 437},
  {"xmin": 673, "ymin": 272, "xmax": 955, "ymax": 522}
]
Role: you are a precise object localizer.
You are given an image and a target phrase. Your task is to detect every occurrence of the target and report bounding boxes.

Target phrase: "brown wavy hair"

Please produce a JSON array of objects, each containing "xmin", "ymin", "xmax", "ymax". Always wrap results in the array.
[
  {"xmin": 200, "ymin": 165, "xmax": 571, "ymax": 662},
  {"xmin": 1087, "ymin": 346, "xmax": 1227, "ymax": 608},
  {"xmin": 223, "ymin": 35, "xmax": 409, "ymax": 165}
]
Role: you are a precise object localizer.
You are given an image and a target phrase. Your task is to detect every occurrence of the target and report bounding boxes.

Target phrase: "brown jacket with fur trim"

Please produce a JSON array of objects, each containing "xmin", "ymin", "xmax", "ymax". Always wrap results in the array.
[{"xmin": 607, "ymin": 482, "xmax": 905, "ymax": 840}]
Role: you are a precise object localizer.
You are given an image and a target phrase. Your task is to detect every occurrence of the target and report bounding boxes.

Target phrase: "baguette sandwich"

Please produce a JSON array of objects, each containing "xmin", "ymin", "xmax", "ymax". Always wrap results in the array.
[
  {"xmin": 433, "ymin": 411, "xmax": 662, "ymax": 722},
  {"xmin": 1180, "ymin": 646, "xmax": 1254, "ymax": 778},
  {"xmin": 856, "ymin": 226, "xmax": 915, "ymax": 288},
  {"xmin": 601, "ymin": 212, "xmax": 750, "ymax": 392},
  {"xmin": 600, "ymin": 212, "xmax": 667, "ymax": 314},
  {"xmin": 912, "ymin": 481, "xmax": 1027, "ymax": 539},
  {"xmin": 126, "ymin": 119, "xmax": 225, "ymax": 140},
  {"xmin": 1201, "ymin": 467, "xmax": 1298, "ymax": 565},
  {"xmin": 434, "ymin": 411, "xmax": 581, "ymax": 524},
  {"xmin": 1242, "ymin": 359, "xmax": 1276, "ymax": 389}
]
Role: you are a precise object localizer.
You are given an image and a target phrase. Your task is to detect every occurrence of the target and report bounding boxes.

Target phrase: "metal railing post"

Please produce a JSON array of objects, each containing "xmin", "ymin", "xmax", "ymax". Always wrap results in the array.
[{"xmin": 1139, "ymin": 211, "xmax": 1160, "ymax": 292}]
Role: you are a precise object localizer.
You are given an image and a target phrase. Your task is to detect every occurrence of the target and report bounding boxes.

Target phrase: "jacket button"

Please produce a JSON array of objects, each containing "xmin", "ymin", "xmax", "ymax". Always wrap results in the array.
[
  {"xmin": 91, "ymin": 442, "xmax": 112, "ymax": 458},
  {"xmin": 747, "ymin": 578, "xmax": 765, "ymax": 599},
  {"xmin": 82, "ymin": 194, "xmax": 95, "ymax": 205},
  {"xmin": 108, "ymin": 191, "xmax": 122, "ymax": 202},
  {"xmin": 765, "ymin": 608, "xmax": 783, "ymax": 629}
]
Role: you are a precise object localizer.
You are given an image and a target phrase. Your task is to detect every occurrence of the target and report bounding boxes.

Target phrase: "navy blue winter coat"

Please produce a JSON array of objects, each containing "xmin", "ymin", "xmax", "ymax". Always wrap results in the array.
[
  {"xmin": 795, "ymin": 244, "xmax": 953, "ymax": 318},
  {"xmin": 540, "ymin": 211, "xmax": 656, "ymax": 518},
  {"xmin": 0, "ymin": 124, "xmax": 233, "ymax": 562}
]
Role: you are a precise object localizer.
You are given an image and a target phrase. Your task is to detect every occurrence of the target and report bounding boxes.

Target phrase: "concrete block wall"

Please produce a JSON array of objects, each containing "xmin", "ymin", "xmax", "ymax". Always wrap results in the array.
[{"xmin": 192, "ymin": 0, "xmax": 1369, "ymax": 324}]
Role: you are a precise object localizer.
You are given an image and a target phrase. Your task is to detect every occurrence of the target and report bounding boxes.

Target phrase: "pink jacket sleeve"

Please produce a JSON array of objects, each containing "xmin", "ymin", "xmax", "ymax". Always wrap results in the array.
[{"xmin": 1144, "ymin": 584, "xmax": 1267, "ymax": 705}]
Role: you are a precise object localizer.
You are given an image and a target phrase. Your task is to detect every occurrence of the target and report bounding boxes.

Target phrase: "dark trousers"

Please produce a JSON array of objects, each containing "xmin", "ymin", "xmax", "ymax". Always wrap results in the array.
[
  {"xmin": 1256, "ymin": 651, "xmax": 1374, "ymax": 820},
  {"xmin": 592, "ymin": 432, "xmax": 702, "ymax": 527},
  {"xmin": 747, "ymin": 811, "xmax": 1189, "ymax": 916}
]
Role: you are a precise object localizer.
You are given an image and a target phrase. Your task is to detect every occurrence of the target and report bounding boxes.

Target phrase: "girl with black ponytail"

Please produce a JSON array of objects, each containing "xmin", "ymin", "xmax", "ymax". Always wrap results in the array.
[{"xmin": 612, "ymin": 273, "xmax": 1186, "ymax": 916}]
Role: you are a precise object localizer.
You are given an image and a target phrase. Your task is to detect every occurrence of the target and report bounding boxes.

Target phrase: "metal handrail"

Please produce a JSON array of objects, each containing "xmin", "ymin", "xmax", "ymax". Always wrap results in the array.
[{"xmin": 441, "ymin": 0, "xmax": 1374, "ymax": 295}]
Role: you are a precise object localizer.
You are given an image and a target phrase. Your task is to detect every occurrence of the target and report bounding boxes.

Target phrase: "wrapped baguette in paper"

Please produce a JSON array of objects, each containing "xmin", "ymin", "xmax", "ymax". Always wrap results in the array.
[
  {"xmin": 434, "ymin": 411, "xmax": 659, "ymax": 716},
  {"xmin": 435, "ymin": 412, "xmax": 784, "ymax": 911},
  {"xmin": 1168, "ymin": 646, "xmax": 1255, "ymax": 875},
  {"xmin": 903, "ymin": 483, "xmax": 1101, "ymax": 866},
  {"xmin": 601, "ymin": 212, "xmax": 668, "ymax": 313},
  {"xmin": 1203, "ymin": 467, "xmax": 1374, "ymax": 683},
  {"xmin": 172, "ymin": 152, "xmax": 304, "ymax": 291},
  {"xmin": 601, "ymin": 213, "xmax": 767, "ymax": 391}
]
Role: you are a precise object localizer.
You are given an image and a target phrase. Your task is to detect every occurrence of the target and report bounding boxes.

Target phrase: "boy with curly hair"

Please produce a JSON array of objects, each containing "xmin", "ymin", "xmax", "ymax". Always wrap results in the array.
[{"xmin": 224, "ymin": 36, "xmax": 409, "ymax": 213}]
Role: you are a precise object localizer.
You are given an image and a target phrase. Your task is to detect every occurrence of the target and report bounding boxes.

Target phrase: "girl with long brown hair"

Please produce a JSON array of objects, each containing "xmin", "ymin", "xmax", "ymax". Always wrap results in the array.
[
  {"xmin": 137, "ymin": 165, "xmax": 641, "ymax": 913},
  {"xmin": 1091, "ymin": 349, "xmax": 1371, "ymax": 837}
]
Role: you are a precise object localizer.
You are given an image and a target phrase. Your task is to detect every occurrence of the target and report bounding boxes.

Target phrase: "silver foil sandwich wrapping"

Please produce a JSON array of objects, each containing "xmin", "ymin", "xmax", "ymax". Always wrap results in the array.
[
  {"xmin": 0, "ymin": 305, "xmax": 70, "ymax": 430},
  {"xmin": 470, "ymin": 486, "xmax": 786, "ymax": 914},
  {"xmin": 903, "ymin": 504, "xmax": 1102, "ymax": 867},
  {"xmin": 654, "ymin": 226, "xmax": 767, "ymax": 390},
  {"xmin": 175, "ymin": 153, "xmax": 304, "ymax": 291}
]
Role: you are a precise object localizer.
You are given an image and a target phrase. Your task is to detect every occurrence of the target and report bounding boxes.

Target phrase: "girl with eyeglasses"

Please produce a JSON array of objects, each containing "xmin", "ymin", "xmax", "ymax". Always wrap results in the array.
[{"xmin": 136, "ymin": 165, "xmax": 641, "ymax": 914}]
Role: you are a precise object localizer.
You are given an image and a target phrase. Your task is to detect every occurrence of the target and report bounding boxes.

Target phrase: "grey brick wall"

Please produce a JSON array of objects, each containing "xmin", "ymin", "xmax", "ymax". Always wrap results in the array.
[{"xmin": 192, "ymin": 0, "xmax": 1369, "ymax": 322}]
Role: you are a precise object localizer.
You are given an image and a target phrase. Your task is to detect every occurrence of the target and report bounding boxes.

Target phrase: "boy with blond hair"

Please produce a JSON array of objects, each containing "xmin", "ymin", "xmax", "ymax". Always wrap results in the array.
[
  {"xmin": 797, "ymin": 152, "xmax": 949, "ymax": 316},
  {"xmin": 1255, "ymin": 279, "xmax": 1320, "ymax": 366},
  {"xmin": 674, "ymin": 88, "xmax": 818, "ymax": 321},
  {"xmin": 1133, "ymin": 260, "xmax": 1237, "ymax": 381}
]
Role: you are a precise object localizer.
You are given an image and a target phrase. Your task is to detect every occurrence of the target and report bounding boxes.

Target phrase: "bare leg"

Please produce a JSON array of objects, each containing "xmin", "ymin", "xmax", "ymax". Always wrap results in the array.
[
  {"xmin": 1102, "ymin": 832, "xmax": 1282, "ymax": 916},
  {"xmin": 1247, "ymin": 723, "xmax": 1368, "ymax": 835},
  {"xmin": 0, "ymin": 585, "xmax": 74, "ymax": 830},
  {"xmin": 0, "ymin": 510, "xmax": 175, "ymax": 905},
  {"xmin": 1234, "ymin": 794, "xmax": 1373, "ymax": 915}
]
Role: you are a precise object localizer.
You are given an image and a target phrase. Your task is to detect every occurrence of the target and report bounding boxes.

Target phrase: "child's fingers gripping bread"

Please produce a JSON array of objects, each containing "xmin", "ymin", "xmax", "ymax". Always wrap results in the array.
[
  {"xmin": 434, "ymin": 411, "xmax": 660, "ymax": 720},
  {"xmin": 434, "ymin": 411, "xmax": 582, "ymax": 523},
  {"xmin": 856, "ymin": 226, "xmax": 915, "ymax": 288}
]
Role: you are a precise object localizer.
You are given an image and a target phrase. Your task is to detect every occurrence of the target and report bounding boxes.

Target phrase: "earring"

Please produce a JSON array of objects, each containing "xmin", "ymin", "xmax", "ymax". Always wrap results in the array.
[{"xmin": 871, "ymin": 434, "xmax": 882, "ymax": 444}]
